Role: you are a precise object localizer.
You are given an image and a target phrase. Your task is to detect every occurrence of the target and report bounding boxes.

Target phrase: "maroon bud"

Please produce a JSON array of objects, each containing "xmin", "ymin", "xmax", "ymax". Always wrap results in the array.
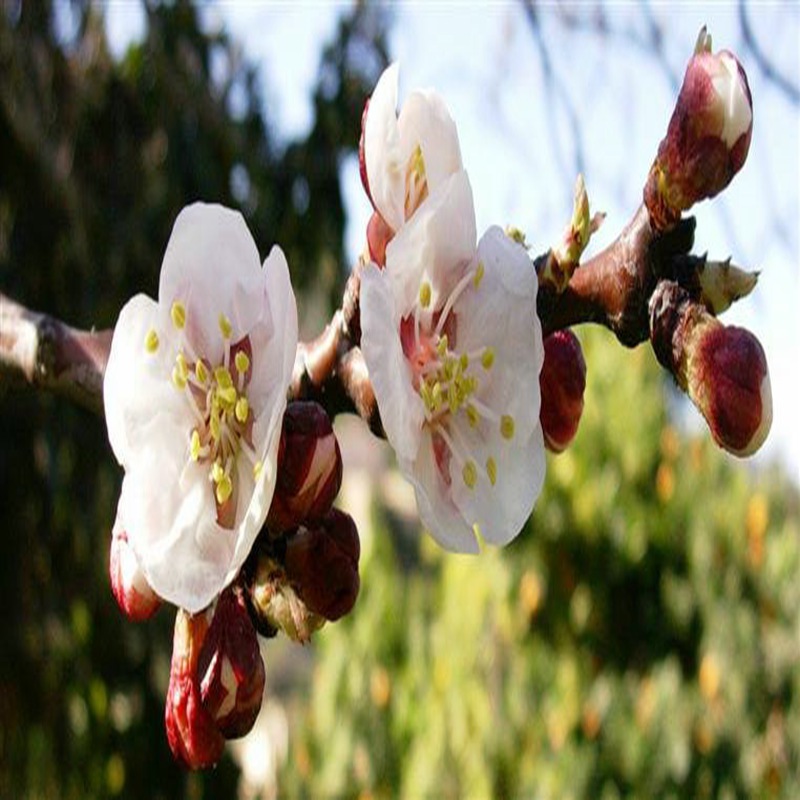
[
  {"xmin": 284, "ymin": 508, "xmax": 361, "ymax": 622},
  {"xmin": 367, "ymin": 210, "xmax": 394, "ymax": 267},
  {"xmin": 539, "ymin": 330, "xmax": 587, "ymax": 453},
  {"xmin": 165, "ymin": 608, "xmax": 225, "ymax": 770},
  {"xmin": 645, "ymin": 28, "xmax": 752, "ymax": 231},
  {"xmin": 198, "ymin": 589, "xmax": 265, "ymax": 740},
  {"xmin": 109, "ymin": 515, "xmax": 161, "ymax": 621},
  {"xmin": 649, "ymin": 280, "xmax": 771, "ymax": 457},
  {"xmin": 267, "ymin": 402, "xmax": 342, "ymax": 534},
  {"xmin": 687, "ymin": 323, "xmax": 772, "ymax": 457}
]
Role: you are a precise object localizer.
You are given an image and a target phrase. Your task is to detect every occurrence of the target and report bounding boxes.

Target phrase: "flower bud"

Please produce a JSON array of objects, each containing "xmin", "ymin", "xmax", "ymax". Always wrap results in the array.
[
  {"xmin": 109, "ymin": 515, "xmax": 161, "ymax": 621},
  {"xmin": 165, "ymin": 607, "xmax": 225, "ymax": 770},
  {"xmin": 284, "ymin": 508, "xmax": 361, "ymax": 622},
  {"xmin": 644, "ymin": 27, "xmax": 752, "ymax": 231},
  {"xmin": 267, "ymin": 402, "xmax": 343, "ymax": 533},
  {"xmin": 367, "ymin": 210, "xmax": 393, "ymax": 267},
  {"xmin": 249, "ymin": 554, "xmax": 324, "ymax": 644},
  {"xmin": 198, "ymin": 589, "xmax": 265, "ymax": 740},
  {"xmin": 539, "ymin": 330, "xmax": 587, "ymax": 453},
  {"xmin": 649, "ymin": 280, "xmax": 771, "ymax": 457}
]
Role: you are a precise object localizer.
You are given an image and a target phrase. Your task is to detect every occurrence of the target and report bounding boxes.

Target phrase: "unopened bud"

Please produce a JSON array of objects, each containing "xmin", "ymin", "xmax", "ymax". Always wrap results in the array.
[
  {"xmin": 249, "ymin": 555, "xmax": 324, "ymax": 644},
  {"xmin": 644, "ymin": 27, "xmax": 752, "ymax": 231},
  {"xmin": 109, "ymin": 515, "xmax": 161, "ymax": 621},
  {"xmin": 649, "ymin": 281, "xmax": 771, "ymax": 456},
  {"xmin": 284, "ymin": 508, "xmax": 361, "ymax": 622},
  {"xmin": 198, "ymin": 589, "xmax": 265, "ymax": 740},
  {"xmin": 539, "ymin": 330, "xmax": 587, "ymax": 453},
  {"xmin": 268, "ymin": 402, "xmax": 342, "ymax": 534},
  {"xmin": 165, "ymin": 607, "xmax": 225, "ymax": 770}
]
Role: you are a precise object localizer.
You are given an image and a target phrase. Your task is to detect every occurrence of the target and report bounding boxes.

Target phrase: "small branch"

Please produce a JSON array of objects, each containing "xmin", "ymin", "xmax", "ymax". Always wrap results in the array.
[{"xmin": 0, "ymin": 293, "xmax": 111, "ymax": 414}]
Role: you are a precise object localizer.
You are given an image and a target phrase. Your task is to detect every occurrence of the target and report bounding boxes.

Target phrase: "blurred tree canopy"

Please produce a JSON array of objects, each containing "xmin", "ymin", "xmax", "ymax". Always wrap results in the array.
[
  {"xmin": 0, "ymin": 1, "xmax": 388, "ymax": 796},
  {"xmin": 1, "ymin": 2, "xmax": 798, "ymax": 799}
]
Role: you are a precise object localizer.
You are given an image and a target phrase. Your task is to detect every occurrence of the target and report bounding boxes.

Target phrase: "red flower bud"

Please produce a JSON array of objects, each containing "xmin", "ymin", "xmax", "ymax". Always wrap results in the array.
[
  {"xmin": 645, "ymin": 28, "xmax": 752, "ymax": 230},
  {"xmin": 539, "ymin": 330, "xmax": 587, "ymax": 453},
  {"xmin": 165, "ymin": 608, "xmax": 225, "ymax": 770},
  {"xmin": 649, "ymin": 281, "xmax": 771, "ymax": 457},
  {"xmin": 284, "ymin": 508, "xmax": 361, "ymax": 622},
  {"xmin": 367, "ymin": 210, "xmax": 393, "ymax": 267},
  {"xmin": 109, "ymin": 515, "xmax": 161, "ymax": 621},
  {"xmin": 686, "ymin": 323, "xmax": 772, "ymax": 457},
  {"xmin": 267, "ymin": 402, "xmax": 342, "ymax": 533},
  {"xmin": 198, "ymin": 589, "xmax": 265, "ymax": 740}
]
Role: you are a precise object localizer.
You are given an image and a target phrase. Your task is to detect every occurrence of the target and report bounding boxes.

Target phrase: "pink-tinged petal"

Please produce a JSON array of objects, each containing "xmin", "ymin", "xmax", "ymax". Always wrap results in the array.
[
  {"xmin": 456, "ymin": 227, "xmax": 543, "ymax": 437},
  {"xmin": 104, "ymin": 294, "xmax": 189, "ymax": 468},
  {"xmin": 364, "ymin": 63, "xmax": 405, "ymax": 231},
  {"xmin": 360, "ymin": 265, "xmax": 425, "ymax": 462},
  {"xmin": 397, "ymin": 88, "xmax": 462, "ymax": 195},
  {"xmin": 384, "ymin": 170, "xmax": 476, "ymax": 315},
  {"xmin": 158, "ymin": 203, "xmax": 264, "ymax": 365},
  {"xmin": 109, "ymin": 513, "xmax": 161, "ymax": 621},
  {"xmin": 450, "ymin": 418, "xmax": 546, "ymax": 548},
  {"xmin": 402, "ymin": 429, "xmax": 479, "ymax": 553}
]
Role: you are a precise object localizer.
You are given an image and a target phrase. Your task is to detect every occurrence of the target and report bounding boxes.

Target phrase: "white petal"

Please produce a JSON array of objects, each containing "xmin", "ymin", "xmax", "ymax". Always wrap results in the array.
[
  {"xmin": 360, "ymin": 265, "xmax": 425, "ymax": 462},
  {"xmin": 104, "ymin": 294, "xmax": 191, "ymax": 469},
  {"xmin": 450, "ymin": 419, "xmax": 546, "ymax": 547},
  {"xmin": 364, "ymin": 63, "xmax": 405, "ymax": 231},
  {"xmin": 456, "ymin": 227, "xmax": 543, "ymax": 437},
  {"xmin": 158, "ymin": 203, "xmax": 264, "ymax": 364},
  {"xmin": 713, "ymin": 53, "xmax": 752, "ymax": 148},
  {"xmin": 384, "ymin": 170, "xmax": 476, "ymax": 315},
  {"xmin": 397, "ymin": 88, "xmax": 462, "ymax": 195},
  {"xmin": 120, "ymin": 439, "xmax": 236, "ymax": 613},
  {"xmin": 401, "ymin": 429, "xmax": 479, "ymax": 554}
]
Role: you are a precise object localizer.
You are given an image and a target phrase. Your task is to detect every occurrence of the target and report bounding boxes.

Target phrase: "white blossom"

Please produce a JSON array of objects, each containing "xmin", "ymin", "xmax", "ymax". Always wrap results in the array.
[{"xmin": 104, "ymin": 203, "xmax": 297, "ymax": 612}]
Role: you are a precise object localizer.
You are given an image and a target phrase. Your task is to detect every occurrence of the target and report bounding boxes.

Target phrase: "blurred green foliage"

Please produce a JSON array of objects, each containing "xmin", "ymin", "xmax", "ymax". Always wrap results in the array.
[
  {"xmin": 0, "ymin": 2, "xmax": 387, "ymax": 796},
  {"xmin": 284, "ymin": 328, "xmax": 800, "ymax": 799}
]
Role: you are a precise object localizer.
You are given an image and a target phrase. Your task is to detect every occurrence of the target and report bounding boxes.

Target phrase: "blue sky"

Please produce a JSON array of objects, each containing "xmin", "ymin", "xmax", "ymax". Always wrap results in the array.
[{"xmin": 105, "ymin": 2, "xmax": 799, "ymax": 478}]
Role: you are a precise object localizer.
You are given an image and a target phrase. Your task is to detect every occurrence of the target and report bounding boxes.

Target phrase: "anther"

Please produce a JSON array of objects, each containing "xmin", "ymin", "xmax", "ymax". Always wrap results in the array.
[
  {"xmin": 462, "ymin": 460, "xmax": 477, "ymax": 489},
  {"xmin": 195, "ymin": 361, "xmax": 208, "ymax": 384},
  {"xmin": 218, "ymin": 313, "xmax": 233, "ymax": 340},
  {"xmin": 486, "ymin": 457, "xmax": 497, "ymax": 487},
  {"xmin": 500, "ymin": 414, "xmax": 516, "ymax": 440},
  {"xmin": 473, "ymin": 261, "xmax": 485, "ymax": 288},
  {"xmin": 171, "ymin": 301, "xmax": 187, "ymax": 330},
  {"xmin": 234, "ymin": 351, "xmax": 250, "ymax": 374},
  {"xmin": 144, "ymin": 329, "xmax": 160, "ymax": 354},
  {"xmin": 481, "ymin": 348, "xmax": 495, "ymax": 370},
  {"xmin": 419, "ymin": 281, "xmax": 432, "ymax": 309},
  {"xmin": 171, "ymin": 366, "xmax": 187, "ymax": 390},
  {"xmin": 235, "ymin": 396, "xmax": 249, "ymax": 424}
]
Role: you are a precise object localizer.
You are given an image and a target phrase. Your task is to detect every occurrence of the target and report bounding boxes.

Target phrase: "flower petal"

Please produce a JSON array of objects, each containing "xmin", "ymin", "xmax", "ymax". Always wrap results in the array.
[
  {"xmin": 384, "ymin": 170, "xmax": 476, "ymax": 316},
  {"xmin": 456, "ymin": 226, "xmax": 543, "ymax": 437},
  {"xmin": 401, "ymin": 429, "xmax": 479, "ymax": 554},
  {"xmin": 158, "ymin": 203, "xmax": 264, "ymax": 365},
  {"xmin": 360, "ymin": 265, "xmax": 425, "ymax": 462},
  {"xmin": 397, "ymin": 88, "xmax": 462, "ymax": 196},
  {"xmin": 450, "ymin": 418, "xmax": 546, "ymax": 547},
  {"xmin": 104, "ymin": 293, "xmax": 191, "ymax": 469},
  {"xmin": 364, "ymin": 63, "xmax": 405, "ymax": 231}
]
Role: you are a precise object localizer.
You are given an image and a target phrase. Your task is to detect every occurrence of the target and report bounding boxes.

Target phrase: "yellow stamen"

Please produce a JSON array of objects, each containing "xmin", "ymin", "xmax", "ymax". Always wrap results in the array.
[
  {"xmin": 215, "ymin": 473, "xmax": 233, "ymax": 505},
  {"xmin": 234, "ymin": 351, "xmax": 250, "ymax": 374},
  {"xmin": 211, "ymin": 460, "xmax": 225, "ymax": 484},
  {"xmin": 437, "ymin": 335, "xmax": 449, "ymax": 358},
  {"xmin": 486, "ymin": 457, "xmax": 497, "ymax": 487},
  {"xmin": 171, "ymin": 301, "xmax": 186, "ymax": 330},
  {"xmin": 481, "ymin": 348, "xmax": 495, "ymax": 370},
  {"xmin": 462, "ymin": 460, "xmax": 477, "ymax": 489},
  {"xmin": 176, "ymin": 351, "xmax": 189, "ymax": 381},
  {"xmin": 419, "ymin": 281, "xmax": 432, "ymax": 309},
  {"xmin": 218, "ymin": 313, "xmax": 233, "ymax": 340},
  {"xmin": 195, "ymin": 360, "xmax": 208, "ymax": 384},
  {"xmin": 501, "ymin": 414, "xmax": 515, "ymax": 440},
  {"xmin": 210, "ymin": 412, "xmax": 221, "ymax": 442},
  {"xmin": 473, "ymin": 261, "xmax": 485, "ymax": 288},
  {"xmin": 214, "ymin": 366, "xmax": 233, "ymax": 390},
  {"xmin": 235, "ymin": 396, "xmax": 249, "ymax": 424},
  {"xmin": 190, "ymin": 430, "xmax": 202, "ymax": 461},
  {"xmin": 171, "ymin": 366, "xmax": 187, "ymax": 390},
  {"xmin": 466, "ymin": 404, "xmax": 480, "ymax": 428},
  {"xmin": 217, "ymin": 385, "xmax": 237, "ymax": 410},
  {"xmin": 144, "ymin": 329, "xmax": 159, "ymax": 354}
]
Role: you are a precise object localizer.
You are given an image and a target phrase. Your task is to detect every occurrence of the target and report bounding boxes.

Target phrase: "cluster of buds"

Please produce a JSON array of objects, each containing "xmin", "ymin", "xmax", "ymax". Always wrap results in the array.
[
  {"xmin": 110, "ymin": 399, "xmax": 359, "ymax": 769},
  {"xmin": 644, "ymin": 27, "xmax": 753, "ymax": 231},
  {"xmin": 649, "ymin": 281, "xmax": 771, "ymax": 457},
  {"xmin": 248, "ymin": 400, "xmax": 360, "ymax": 641},
  {"xmin": 165, "ymin": 589, "xmax": 265, "ymax": 768}
]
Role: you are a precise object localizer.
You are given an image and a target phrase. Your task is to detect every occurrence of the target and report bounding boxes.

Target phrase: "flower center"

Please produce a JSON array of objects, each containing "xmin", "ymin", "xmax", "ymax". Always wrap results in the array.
[
  {"xmin": 145, "ymin": 302, "xmax": 262, "ymax": 525},
  {"xmin": 401, "ymin": 262, "xmax": 516, "ymax": 494},
  {"xmin": 404, "ymin": 144, "xmax": 429, "ymax": 220}
]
